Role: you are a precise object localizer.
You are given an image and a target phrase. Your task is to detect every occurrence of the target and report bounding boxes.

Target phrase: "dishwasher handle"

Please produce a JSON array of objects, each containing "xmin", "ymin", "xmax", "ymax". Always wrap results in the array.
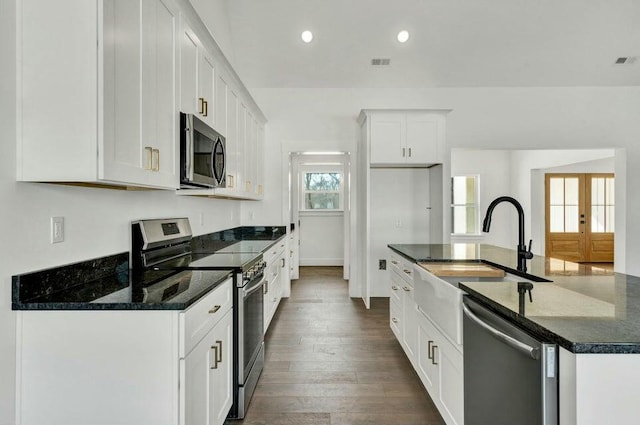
[{"xmin": 463, "ymin": 303, "xmax": 540, "ymax": 360}]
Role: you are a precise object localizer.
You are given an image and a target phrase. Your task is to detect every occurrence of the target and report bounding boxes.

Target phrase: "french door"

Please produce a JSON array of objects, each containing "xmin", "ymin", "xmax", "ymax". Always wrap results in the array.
[{"xmin": 545, "ymin": 173, "xmax": 614, "ymax": 262}]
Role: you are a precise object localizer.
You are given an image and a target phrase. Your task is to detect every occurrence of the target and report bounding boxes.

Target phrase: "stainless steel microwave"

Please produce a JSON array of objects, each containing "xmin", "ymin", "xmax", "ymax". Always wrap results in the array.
[{"xmin": 180, "ymin": 113, "xmax": 226, "ymax": 188}]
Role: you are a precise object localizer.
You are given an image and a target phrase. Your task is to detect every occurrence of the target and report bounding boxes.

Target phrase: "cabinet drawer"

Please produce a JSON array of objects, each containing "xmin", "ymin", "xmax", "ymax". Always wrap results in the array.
[
  {"xmin": 390, "ymin": 273, "xmax": 403, "ymax": 304},
  {"xmin": 390, "ymin": 297, "xmax": 402, "ymax": 340},
  {"xmin": 180, "ymin": 278, "xmax": 233, "ymax": 358},
  {"xmin": 266, "ymin": 239, "xmax": 286, "ymax": 265},
  {"xmin": 390, "ymin": 252, "xmax": 414, "ymax": 284}
]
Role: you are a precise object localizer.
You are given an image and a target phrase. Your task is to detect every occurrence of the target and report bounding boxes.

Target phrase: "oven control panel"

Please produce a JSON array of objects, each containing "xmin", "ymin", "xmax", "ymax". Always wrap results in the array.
[{"xmin": 242, "ymin": 261, "xmax": 267, "ymax": 286}]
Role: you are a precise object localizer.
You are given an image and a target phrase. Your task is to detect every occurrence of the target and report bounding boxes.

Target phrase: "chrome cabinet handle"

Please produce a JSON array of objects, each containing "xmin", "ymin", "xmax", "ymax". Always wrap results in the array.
[
  {"xmin": 209, "ymin": 305, "xmax": 221, "ymax": 314},
  {"xmin": 391, "ymin": 260, "xmax": 399, "ymax": 265},
  {"xmin": 199, "ymin": 97, "xmax": 205, "ymax": 115},
  {"xmin": 408, "ymin": 147, "xmax": 412, "ymax": 157},
  {"xmin": 216, "ymin": 340, "xmax": 222, "ymax": 363},
  {"xmin": 427, "ymin": 340, "xmax": 434, "ymax": 360},
  {"xmin": 203, "ymin": 100, "xmax": 208, "ymax": 117},
  {"xmin": 210, "ymin": 345, "xmax": 219, "ymax": 369},
  {"xmin": 228, "ymin": 174, "xmax": 234, "ymax": 188},
  {"xmin": 402, "ymin": 286, "xmax": 411, "ymax": 292},
  {"xmin": 144, "ymin": 146, "xmax": 153, "ymax": 170},
  {"xmin": 403, "ymin": 269, "xmax": 412, "ymax": 275},
  {"xmin": 281, "ymin": 258, "xmax": 285, "ymax": 268},
  {"xmin": 152, "ymin": 149, "xmax": 160, "ymax": 171},
  {"xmin": 391, "ymin": 285, "xmax": 399, "ymax": 291},
  {"xmin": 391, "ymin": 317, "xmax": 398, "ymax": 323},
  {"xmin": 431, "ymin": 345, "xmax": 438, "ymax": 365},
  {"xmin": 402, "ymin": 147, "xmax": 406, "ymax": 157}
]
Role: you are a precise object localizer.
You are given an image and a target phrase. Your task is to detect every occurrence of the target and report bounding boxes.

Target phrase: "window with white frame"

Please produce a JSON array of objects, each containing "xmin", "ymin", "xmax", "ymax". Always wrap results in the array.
[
  {"xmin": 301, "ymin": 171, "xmax": 343, "ymax": 211},
  {"xmin": 451, "ymin": 175, "xmax": 480, "ymax": 234}
]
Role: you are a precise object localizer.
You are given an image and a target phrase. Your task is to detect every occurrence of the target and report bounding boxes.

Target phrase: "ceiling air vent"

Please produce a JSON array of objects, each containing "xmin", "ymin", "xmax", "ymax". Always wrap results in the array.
[
  {"xmin": 614, "ymin": 56, "xmax": 637, "ymax": 65},
  {"xmin": 371, "ymin": 58, "xmax": 391, "ymax": 66}
]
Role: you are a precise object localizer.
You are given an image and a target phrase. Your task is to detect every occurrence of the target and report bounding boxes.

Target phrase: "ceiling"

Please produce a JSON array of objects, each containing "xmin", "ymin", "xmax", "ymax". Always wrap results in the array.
[{"xmin": 223, "ymin": 0, "xmax": 640, "ymax": 88}]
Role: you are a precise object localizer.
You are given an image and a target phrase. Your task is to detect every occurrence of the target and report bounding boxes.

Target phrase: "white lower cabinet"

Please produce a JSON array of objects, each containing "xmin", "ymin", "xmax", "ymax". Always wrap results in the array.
[
  {"xmin": 388, "ymin": 249, "xmax": 464, "ymax": 425},
  {"xmin": 417, "ymin": 311, "xmax": 464, "ymax": 425},
  {"xmin": 184, "ymin": 308, "xmax": 233, "ymax": 425},
  {"xmin": 15, "ymin": 278, "xmax": 234, "ymax": 425},
  {"xmin": 264, "ymin": 240, "xmax": 288, "ymax": 333}
]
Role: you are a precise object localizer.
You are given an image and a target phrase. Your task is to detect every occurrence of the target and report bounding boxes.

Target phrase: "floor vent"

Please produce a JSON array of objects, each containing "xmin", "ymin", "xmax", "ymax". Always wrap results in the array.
[{"xmin": 371, "ymin": 58, "xmax": 391, "ymax": 66}]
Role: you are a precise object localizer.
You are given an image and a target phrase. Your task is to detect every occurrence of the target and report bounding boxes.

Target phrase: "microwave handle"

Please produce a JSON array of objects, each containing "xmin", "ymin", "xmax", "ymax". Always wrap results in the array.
[{"xmin": 185, "ymin": 115, "xmax": 194, "ymax": 181}]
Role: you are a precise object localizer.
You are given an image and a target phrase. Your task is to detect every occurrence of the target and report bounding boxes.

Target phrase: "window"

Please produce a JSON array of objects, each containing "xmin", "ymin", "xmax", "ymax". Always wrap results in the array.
[
  {"xmin": 301, "ymin": 172, "xmax": 343, "ymax": 210},
  {"xmin": 451, "ymin": 175, "xmax": 480, "ymax": 235}
]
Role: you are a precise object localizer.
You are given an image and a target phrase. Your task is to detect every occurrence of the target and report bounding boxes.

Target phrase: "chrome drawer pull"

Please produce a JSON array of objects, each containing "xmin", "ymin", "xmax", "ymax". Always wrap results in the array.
[
  {"xmin": 209, "ymin": 305, "xmax": 221, "ymax": 314},
  {"xmin": 210, "ymin": 345, "xmax": 219, "ymax": 369},
  {"xmin": 216, "ymin": 340, "xmax": 223, "ymax": 363}
]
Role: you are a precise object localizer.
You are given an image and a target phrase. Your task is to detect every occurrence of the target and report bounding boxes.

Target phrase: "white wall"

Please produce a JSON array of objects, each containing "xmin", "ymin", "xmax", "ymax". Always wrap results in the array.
[
  {"xmin": 450, "ymin": 149, "xmax": 512, "ymax": 248},
  {"xmin": 370, "ymin": 168, "xmax": 431, "ymax": 296},
  {"xmin": 299, "ymin": 214, "xmax": 344, "ymax": 265}
]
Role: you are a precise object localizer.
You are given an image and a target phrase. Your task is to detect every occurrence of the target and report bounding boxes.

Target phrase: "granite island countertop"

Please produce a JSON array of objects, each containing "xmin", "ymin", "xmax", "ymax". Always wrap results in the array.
[{"xmin": 388, "ymin": 243, "xmax": 640, "ymax": 354}]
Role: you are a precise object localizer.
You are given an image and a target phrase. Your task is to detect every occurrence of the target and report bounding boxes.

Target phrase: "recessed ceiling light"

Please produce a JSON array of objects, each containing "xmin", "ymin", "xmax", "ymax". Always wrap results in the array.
[
  {"xmin": 301, "ymin": 30, "xmax": 313, "ymax": 43},
  {"xmin": 397, "ymin": 30, "xmax": 410, "ymax": 43}
]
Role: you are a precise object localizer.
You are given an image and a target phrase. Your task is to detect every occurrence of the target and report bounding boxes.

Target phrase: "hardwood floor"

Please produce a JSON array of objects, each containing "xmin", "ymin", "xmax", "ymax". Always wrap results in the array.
[{"xmin": 229, "ymin": 266, "xmax": 445, "ymax": 425}]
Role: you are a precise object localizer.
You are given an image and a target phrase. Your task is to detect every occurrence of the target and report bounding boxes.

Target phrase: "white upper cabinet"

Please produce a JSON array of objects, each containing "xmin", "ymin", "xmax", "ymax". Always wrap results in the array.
[
  {"xmin": 365, "ymin": 110, "xmax": 448, "ymax": 167},
  {"xmin": 18, "ymin": 0, "xmax": 266, "ymax": 196},
  {"xmin": 18, "ymin": 0, "xmax": 179, "ymax": 189},
  {"xmin": 180, "ymin": 20, "xmax": 215, "ymax": 130}
]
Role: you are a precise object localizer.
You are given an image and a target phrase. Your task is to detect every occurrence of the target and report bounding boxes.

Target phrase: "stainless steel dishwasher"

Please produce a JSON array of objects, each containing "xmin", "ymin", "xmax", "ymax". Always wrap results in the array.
[{"xmin": 463, "ymin": 297, "xmax": 558, "ymax": 425}]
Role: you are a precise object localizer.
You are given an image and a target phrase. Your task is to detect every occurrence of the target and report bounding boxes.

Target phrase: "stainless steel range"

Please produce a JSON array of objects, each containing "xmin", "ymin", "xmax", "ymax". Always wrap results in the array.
[{"xmin": 131, "ymin": 218, "xmax": 267, "ymax": 420}]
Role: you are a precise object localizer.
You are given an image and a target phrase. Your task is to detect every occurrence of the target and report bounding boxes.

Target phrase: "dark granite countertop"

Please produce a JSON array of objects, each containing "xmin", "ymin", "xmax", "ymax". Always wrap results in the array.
[
  {"xmin": 388, "ymin": 243, "xmax": 640, "ymax": 354},
  {"xmin": 13, "ymin": 226, "xmax": 287, "ymax": 311}
]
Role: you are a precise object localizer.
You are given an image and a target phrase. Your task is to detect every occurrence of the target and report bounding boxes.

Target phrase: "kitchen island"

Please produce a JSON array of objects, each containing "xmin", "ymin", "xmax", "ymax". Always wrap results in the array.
[{"xmin": 389, "ymin": 243, "xmax": 640, "ymax": 425}]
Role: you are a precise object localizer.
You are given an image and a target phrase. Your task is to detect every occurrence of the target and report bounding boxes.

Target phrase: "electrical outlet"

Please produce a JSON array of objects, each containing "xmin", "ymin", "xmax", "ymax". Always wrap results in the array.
[
  {"xmin": 51, "ymin": 216, "xmax": 64, "ymax": 243},
  {"xmin": 379, "ymin": 259, "xmax": 387, "ymax": 270}
]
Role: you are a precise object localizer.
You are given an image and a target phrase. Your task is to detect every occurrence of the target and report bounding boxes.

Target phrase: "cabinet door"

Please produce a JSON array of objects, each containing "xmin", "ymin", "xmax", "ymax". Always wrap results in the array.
[
  {"xmin": 141, "ymin": 0, "xmax": 179, "ymax": 187},
  {"xmin": 436, "ymin": 338, "xmax": 464, "ymax": 425},
  {"xmin": 198, "ymin": 51, "xmax": 215, "ymax": 129},
  {"xmin": 211, "ymin": 310, "xmax": 233, "ymax": 425},
  {"xmin": 402, "ymin": 294, "xmax": 418, "ymax": 364},
  {"xmin": 369, "ymin": 113, "xmax": 404, "ymax": 165},
  {"xmin": 245, "ymin": 111, "xmax": 257, "ymax": 194},
  {"xmin": 183, "ymin": 327, "xmax": 215, "ymax": 425},
  {"xmin": 237, "ymin": 102, "xmax": 247, "ymax": 194},
  {"xmin": 102, "ymin": 0, "xmax": 145, "ymax": 185},
  {"xmin": 215, "ymin": 71, "xmax": 228, "ymax": 137},
  {"xmin": 180, "ymin": 25, "xmax": 198, "ymax": 115},
  {"xmin": 225, "ymin": 90, "xmax": 239, "ymax": 191},
  {"xmin": 417, "ymin": 312, "xmax": 439, "ymax": 396},
  {"xmin": 255, "ymin": 123, "xmax": 264, "ymax": 197},
  {"xmin": 405, "ymin": 114, "xmax": 439, "ymax": 165}
]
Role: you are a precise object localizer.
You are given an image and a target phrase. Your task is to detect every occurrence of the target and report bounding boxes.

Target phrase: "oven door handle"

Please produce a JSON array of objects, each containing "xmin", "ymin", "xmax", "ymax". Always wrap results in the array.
[{"xmin": 242, "ymin": 276, "xmax": 266, "ymax": 297}]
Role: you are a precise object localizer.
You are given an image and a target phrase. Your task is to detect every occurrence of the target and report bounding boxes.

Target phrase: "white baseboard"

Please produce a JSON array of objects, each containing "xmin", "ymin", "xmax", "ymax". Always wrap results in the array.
[{"xmin": 299, "ymin": 258, "xmax": 343, "ymax": 266}]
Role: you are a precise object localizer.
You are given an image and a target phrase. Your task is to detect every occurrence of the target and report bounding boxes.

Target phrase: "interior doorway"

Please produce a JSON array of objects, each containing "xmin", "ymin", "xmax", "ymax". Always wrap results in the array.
[
  {"xmin": 545, "ymin": 173, "xmax": 614, "ymax": 262},
  {"xmin": 289, "ymin": 152, "xmax": 351, "ymax": 281}
]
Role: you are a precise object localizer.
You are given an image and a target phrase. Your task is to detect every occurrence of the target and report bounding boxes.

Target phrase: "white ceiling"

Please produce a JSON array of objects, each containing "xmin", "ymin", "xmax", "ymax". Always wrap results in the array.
[{"xmin": 223, "ymin": 0, "xmax": 640, "ymax": 88}]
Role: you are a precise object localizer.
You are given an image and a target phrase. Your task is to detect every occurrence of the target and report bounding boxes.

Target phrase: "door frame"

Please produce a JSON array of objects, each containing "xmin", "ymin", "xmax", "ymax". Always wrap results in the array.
[{"xmin": 281, "ymin": 148, "xmax": 353, "ymax": 283}]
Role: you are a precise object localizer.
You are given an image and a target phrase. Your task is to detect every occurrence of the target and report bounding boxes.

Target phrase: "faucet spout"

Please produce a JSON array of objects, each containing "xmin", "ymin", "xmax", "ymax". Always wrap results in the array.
[{"xmin": 482, "ymin": 196, "xmax": 533, "ymax": 273}]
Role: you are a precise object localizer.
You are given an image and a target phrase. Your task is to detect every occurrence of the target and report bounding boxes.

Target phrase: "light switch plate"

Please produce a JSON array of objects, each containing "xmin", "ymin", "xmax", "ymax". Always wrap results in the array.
[{"xmin": 51, "ymin": 216, "xmax": 64, "ymax": 243}]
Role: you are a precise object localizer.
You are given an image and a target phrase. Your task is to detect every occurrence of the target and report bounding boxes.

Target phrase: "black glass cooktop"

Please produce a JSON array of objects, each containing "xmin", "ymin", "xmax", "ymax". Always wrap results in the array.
[
  {"xmin": 213, "ymin": 240, "xmax": 275, "ymax": 254},
  {"xmin": 153, "ymin": 252, "xmax": 262, "ymax": 271}
]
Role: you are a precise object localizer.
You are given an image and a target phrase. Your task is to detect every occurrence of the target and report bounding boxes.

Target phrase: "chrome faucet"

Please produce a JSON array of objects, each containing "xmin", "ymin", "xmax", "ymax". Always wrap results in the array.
[{"xmin": 482, "ymin": 196, "xmax": 534, "ymax": 273}]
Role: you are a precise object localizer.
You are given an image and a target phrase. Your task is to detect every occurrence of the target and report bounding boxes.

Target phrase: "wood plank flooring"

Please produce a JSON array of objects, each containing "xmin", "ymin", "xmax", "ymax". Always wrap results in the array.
[{"xmin": 229, "ymin": 266, "xmax": 445, "ymax": 425}]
